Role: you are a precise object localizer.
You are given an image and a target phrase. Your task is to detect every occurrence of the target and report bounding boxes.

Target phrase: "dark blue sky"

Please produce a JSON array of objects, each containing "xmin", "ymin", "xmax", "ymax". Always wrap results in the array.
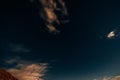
[{"xmin": 1, "ymin": 0, "xmax": 120, "ymax": 80}]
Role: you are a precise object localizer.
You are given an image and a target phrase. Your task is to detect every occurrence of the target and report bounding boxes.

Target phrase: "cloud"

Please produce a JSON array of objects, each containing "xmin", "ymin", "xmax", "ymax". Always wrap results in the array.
[
  {"xmin": 7, "ymin": 64, "xmax": 47, "ymax": 80},
  {"xmin": 107, "ymin": 31, "xmax": 115, "ymax": 39},
  {"xmin": 5, "ymin": 57, "xmax": 20, "ymax": 64},
  {"xmin": 94, "ymin": 76, "xmax": 120, "ymax": 80},
  {"xmin": 9, "ymin": 43, "xmax": 30, "ymax": 53},
  {"xmin": 4, "ymin": 57, "xmax": 48, "ymax": 80},
  {"xmin": 47, "ymin": 24, "xmax": 60, "ymax": 33},
  {"xmin": 31, "ymin": 0, "xmax": 69, "ymax": 34}
]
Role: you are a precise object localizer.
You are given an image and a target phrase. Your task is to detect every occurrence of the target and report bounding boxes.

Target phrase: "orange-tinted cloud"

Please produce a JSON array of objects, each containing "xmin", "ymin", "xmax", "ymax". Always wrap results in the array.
[
  {"xmin": 5, "ymin": 57, "xmax": 48, "ymax": 80},
  {"xmin": 32, "ymin": 0, "xmax": 69, "ymax": 34},
  {"xmin": 7, "ymin": 64, "xmax": 47, "ymax": 80}
]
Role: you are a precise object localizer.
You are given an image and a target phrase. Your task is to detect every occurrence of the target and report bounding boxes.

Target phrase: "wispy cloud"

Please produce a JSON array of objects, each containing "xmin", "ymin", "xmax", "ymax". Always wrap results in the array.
[
  {"xmin": 94, "ymin": 76, "xmax": 120, "ymax": 80},
  {"xmin": 4, "ymin": 57, "xmax": 48, "ymax": 80},
  {"xmin": 5, "ymin": 57, "xmax": 20, "ymax": 64},
  {"xmin": 31, "ymin": 0, "xmax": 69, "ymax": 34},
  {"xmin": 9, "ymin": 43, "xmax": 30, "ymax": 53}
]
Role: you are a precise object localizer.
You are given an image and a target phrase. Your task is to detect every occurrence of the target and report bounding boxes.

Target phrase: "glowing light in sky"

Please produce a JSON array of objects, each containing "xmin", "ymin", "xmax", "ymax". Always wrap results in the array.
[{"xmin": 107, "ymin": 31, "xmax": 115, "ymax": 39}]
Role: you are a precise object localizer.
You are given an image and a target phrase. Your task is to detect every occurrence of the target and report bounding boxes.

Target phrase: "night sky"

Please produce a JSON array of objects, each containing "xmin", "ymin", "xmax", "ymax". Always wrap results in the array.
[{"xmin": 1, "ymin": 0, "xmax": 120, "ymax": 80}]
